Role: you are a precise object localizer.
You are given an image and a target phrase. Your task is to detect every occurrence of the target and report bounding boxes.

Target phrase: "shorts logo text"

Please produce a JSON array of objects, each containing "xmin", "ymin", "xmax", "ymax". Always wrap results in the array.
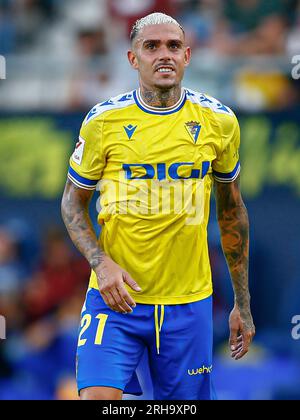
[{"xmin": 188, "ymin": 365, "xmax": 213, "ymax": 375}]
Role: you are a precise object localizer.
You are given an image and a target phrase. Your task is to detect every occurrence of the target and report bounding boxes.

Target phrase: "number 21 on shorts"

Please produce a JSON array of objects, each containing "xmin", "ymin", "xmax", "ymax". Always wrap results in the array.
[{"xmin": 78, "ymin": 313, "xmax": 108, "ymax": 347}]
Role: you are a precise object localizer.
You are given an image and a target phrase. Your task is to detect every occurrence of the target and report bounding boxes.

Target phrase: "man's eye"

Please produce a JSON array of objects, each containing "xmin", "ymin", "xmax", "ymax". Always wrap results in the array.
[
  {"xmin": 146, "ymin": 43, "xmax": 156, "ymax": 49},
  {"xmin": 170, "ymin": 43, "xmax": 179, "ymax": 49}
]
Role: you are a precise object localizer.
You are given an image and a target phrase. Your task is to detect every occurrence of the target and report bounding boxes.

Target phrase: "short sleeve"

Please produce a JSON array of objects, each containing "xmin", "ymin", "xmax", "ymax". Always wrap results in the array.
[
  {"xmin": 68, "ymin": 115, "xmax": 104, "ymax": 190},
  {"xmin": 212, "ymin": 113, "xmax": 241, "ymax": 183}
]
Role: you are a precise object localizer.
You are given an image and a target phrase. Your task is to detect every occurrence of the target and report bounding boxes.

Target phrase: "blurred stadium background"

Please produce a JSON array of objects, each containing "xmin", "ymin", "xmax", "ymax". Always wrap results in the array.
[{"xmin": 0, "ymin": 0, "xmax": 300, "ymax": 400}]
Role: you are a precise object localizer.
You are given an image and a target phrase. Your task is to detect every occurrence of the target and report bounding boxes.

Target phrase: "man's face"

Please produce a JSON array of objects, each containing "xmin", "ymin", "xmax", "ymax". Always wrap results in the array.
[{"xmin": 128, "ymin": 23, "xmax": 191, "ymax": 91}]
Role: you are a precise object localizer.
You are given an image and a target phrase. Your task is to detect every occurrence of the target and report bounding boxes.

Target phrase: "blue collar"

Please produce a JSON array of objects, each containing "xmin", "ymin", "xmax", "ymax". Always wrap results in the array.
[{"xmin": 133, "ymin": 88, "xmax": 186, "ymax": 115}]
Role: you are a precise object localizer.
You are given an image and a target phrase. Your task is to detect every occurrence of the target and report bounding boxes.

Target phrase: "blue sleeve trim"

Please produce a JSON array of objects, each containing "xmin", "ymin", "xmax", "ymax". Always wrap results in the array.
[
  {"xmin": 213, "ymin": 161, "xmax": 240, "ymax": 183},
  {"xmin": 68, "ymin": 166, "xmax": 99, "ymax": 190}
]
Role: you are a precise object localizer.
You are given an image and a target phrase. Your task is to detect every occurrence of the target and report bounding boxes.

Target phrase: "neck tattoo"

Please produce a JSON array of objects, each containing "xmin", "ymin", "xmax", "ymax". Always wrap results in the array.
[{"xmin": 140, "ymin": 86, "xmax": 182, "ymax": 108}]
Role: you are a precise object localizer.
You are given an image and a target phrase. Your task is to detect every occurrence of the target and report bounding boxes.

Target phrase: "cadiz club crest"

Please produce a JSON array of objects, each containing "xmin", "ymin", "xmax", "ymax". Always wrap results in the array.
[{"xmin": 185, "ymin": 121, "xmax": 201, "ymax": 143}]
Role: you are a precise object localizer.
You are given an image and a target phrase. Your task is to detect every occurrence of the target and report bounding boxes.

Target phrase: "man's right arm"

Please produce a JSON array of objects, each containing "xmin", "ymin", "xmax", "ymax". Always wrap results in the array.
[
  {"xmin": 61, "ymin": 179, "xmax": 105, "ymax": 269},
  {"xmin": 61, "ymin": 179, "xmax": 141, "ymax": 313}
]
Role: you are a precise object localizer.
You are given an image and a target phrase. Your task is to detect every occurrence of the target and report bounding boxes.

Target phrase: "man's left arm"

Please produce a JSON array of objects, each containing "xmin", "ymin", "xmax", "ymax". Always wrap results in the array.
[{"xmin": 214, "ymin": 176, "xmax": 255, "ymax": 360}]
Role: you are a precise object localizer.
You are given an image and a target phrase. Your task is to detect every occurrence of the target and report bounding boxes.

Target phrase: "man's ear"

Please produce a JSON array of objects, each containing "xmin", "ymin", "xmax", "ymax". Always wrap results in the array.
[
  {"xmin": 184, "ymin": 46, "xmax": 191, "ymax": 68},
  {"xmin": 128, "ymin": 50, "xmax": 139, "ymax": 70}
]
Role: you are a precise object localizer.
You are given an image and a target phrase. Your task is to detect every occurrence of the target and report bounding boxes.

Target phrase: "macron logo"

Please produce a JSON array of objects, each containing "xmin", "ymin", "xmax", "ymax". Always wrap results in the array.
[{"xmin": 124, "ymin": 124, "xmax": 137, "ymax": 140}]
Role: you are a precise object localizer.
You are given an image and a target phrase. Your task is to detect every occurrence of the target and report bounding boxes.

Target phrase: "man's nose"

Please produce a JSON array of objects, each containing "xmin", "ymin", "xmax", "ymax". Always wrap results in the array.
[{"xmin": 158, "ymin": 45, "xmax": 172, "ymax": 61}]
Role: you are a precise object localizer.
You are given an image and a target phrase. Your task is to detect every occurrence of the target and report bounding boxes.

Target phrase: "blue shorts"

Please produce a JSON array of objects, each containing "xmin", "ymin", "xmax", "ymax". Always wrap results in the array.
[{"xmin": 76, "ymin": 288, "xmax": 213, "ymax": 400}]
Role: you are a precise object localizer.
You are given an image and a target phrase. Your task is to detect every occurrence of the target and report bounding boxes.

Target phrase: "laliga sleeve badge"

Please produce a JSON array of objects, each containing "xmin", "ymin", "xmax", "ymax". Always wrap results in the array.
[{"xmin": 72, "ymin": 137, "xmax": 85, "ymax": 165}]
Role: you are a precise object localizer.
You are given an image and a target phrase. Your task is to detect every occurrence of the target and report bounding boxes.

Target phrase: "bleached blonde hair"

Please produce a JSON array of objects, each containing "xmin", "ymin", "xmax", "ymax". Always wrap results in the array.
[{"xmin": 130, "ymin": 12, "xmax": 184, "ymax": 42}]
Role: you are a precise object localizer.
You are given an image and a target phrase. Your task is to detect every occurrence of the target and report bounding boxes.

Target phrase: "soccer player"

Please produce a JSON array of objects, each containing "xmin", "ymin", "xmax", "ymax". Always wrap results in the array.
[{"xmin": 61, "ymin": 12, "xmax": 255, "ymax": 400}]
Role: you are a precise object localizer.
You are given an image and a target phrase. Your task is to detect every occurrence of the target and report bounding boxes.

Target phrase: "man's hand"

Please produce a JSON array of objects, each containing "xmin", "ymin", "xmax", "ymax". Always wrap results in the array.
[
  {"xmin": 215, "ymin": 177, "xmax": 255, "ymax": 359},
  {"xmin": 61, "ymin": 180, "xmax": 142, "ymax": 315},
  {"xmin": 95, "ymin": 256, "xmax": 142, "ymax": 314},
  {"xmin": 229, "ymin": 305, "xmax": 255, "ymax": 360}
]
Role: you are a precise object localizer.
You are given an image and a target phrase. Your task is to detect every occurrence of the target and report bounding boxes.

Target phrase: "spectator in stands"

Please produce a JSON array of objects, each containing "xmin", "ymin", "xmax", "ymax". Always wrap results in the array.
[
  {"xmin": 286, "ymin": 0, "xmax": 300, "ymax": 56},
  {"xmin": 0, "ymin": 288, "xmax": 83, "ymax": 400},
  {"xmin": 211, "ymin": 0, "xmax": 291, "ymax": 55},
  {"xmin": 14, "ymin": 0, "xmax": 49, "ymax": 50},
  {"xmin": 24, "ymin": 228, "xmax": 89, "ymax": 320},
  {"xmin": 108, "ymin": 0, "xmax": 178, "ymax": 37},
  {"xmin": 0, "ymin": 227, "xmax": 27, "ymax": 295},
  {"xmin": 77, "ymin": 27, "xmax": 108, "ymax": 58},
  {"xmin": 0, "ymin": 3, "xmax": 17, "ymax": 54},
  {"xmin": 68, "ymin": 26, "xmax": 116, "ymax": 108},
  {"xmin": 178, "ymin": 0, "xmax": 222, "ymax": 49},
  {"xmin": 0, "ymin": 225, "xmax": 88, "ymax": 400}
]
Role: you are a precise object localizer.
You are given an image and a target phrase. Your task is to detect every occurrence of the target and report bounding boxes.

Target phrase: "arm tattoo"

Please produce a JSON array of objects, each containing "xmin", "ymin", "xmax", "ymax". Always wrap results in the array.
[
  {"xmin": 61, "ymin": 179, "xmax": 105, "ymax": 270},
  {"xmin": 215, "ymin": 176, "xmax": 252, "ymax": 323}
]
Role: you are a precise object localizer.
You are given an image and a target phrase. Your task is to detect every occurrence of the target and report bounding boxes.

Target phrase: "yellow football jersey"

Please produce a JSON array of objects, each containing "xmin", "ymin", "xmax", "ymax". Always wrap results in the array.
[{"xmin": 68, "ymin": 88, "xmax": 240, "ymax": 304}]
